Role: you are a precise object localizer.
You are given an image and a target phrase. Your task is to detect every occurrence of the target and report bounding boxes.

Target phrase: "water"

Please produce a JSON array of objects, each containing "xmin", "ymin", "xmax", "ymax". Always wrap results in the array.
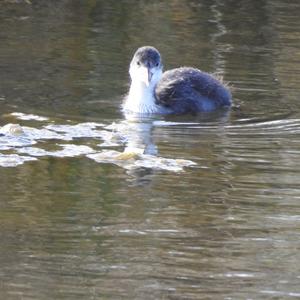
[{"xmin": 1, "ymin": 0, "xmax": 300, "ymax": 299}]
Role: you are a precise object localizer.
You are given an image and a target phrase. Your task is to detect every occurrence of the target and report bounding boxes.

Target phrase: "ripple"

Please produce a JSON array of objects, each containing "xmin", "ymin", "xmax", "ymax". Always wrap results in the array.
[
  {"xmin": 17, "ymin": 144, "xmax": 95, "ymax": 158},
  {"xmin": 87, "ymin": 150, "xmax": 196, "ymax": 172},
  {"xmin": 0, "ymin": 153, "xmax": 37, "ymax": 167},
  {"xmin": 261, "ymin": 290, "xmax": 300, "ymax": 297},
  {"xmin": 3, "ymin": 113, "xmax": 300, "ymax": 174},
  {"xmin": 10, "ymin": 112, "xmax": 49, "ymax": 121},
  {"xmin": 226, "ymin": 119, "xmax": 300, "ymax": 135},
  {"xmin": 0, "ymin": 114, "xmax": 196, "ymax": 172},
  {"xmin": 45, "ymin": 122, "xmax": 106, "ymax": 139}
]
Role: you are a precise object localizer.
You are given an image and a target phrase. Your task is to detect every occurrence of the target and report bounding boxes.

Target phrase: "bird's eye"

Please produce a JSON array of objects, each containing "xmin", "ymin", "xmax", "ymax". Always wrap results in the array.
[
  {"xmin": 137, "ymin": 61, "xmax": 141, "ymax": 66},
  {"xmin": 155, "ymin": 62, "xmax": 159, "ymax": 67}
]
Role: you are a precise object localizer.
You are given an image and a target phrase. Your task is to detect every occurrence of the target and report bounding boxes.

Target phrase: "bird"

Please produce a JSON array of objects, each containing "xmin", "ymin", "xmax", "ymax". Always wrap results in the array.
[{"xmin": 123, "ymin": 46, "xmax": 232, "ymax": 115}]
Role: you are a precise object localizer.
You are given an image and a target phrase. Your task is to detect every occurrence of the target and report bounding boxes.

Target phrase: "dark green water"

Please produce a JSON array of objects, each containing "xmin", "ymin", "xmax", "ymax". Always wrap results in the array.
[{"xmin": 0, "ymin": 0, "xmax": 300, "ymax": 299}]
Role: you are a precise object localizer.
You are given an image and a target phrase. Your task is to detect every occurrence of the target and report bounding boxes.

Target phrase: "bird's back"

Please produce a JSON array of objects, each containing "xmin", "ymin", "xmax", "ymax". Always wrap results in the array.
[{"xmin": 155, "ymin": 67, "xmax": 231, "ymax": 114}]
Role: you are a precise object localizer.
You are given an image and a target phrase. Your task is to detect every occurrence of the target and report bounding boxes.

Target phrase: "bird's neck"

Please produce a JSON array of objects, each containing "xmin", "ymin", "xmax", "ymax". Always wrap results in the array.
[{"xmin": 124, "ymin": 79, "xmax": 160, "ymax": 114}]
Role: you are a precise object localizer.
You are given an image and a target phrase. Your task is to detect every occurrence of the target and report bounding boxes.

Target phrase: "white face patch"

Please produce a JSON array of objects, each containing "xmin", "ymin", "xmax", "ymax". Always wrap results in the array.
[
  {"xmin": 125, "ymin": 48, "xmax": 164, "ymax": 114},
  {"xmin": 129, "ymin": 64, "xmax": 162, "ymax": 87},
  {"xmin": 140, "ymin": 65, "xmax": 150, "ymax": 86}
]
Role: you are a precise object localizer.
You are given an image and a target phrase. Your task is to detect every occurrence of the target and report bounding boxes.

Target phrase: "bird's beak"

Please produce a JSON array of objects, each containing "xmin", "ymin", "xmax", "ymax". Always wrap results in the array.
[
  {"xmin": 147, "ymin": 68, "xmax": 153, "ymax": 85},
  {"xmin": 140, "ymin": 66, "xmax": 153, "ymax": 86}
]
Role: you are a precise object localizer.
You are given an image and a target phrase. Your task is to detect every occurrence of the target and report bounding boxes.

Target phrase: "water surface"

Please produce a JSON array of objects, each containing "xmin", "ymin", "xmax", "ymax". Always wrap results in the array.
[{"xmin": 0, "ymin": 0, "xmax": 300, "ymax": 299}]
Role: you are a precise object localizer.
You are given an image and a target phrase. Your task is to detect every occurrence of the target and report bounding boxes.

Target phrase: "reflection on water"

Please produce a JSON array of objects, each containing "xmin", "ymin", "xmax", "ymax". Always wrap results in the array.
[
  {"xmin": 1, "ymin": 0, "xmax": 300, "ymax": 299},
  {"xmin": 0, "ymin": 113, "xmax": 196, "ymax": 172}
]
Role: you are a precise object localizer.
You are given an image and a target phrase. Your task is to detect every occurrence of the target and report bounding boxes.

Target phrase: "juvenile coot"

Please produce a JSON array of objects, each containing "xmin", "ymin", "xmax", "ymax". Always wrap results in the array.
[{"xmin": 123, "ymin": 46, "xmax": 232, "ymax": 114}]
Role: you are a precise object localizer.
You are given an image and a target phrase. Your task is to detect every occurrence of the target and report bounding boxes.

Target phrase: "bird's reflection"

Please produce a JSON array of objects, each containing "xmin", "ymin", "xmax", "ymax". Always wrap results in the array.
[
  {"xmin": 88, "ymin": 111, "xmax": 198, "ymax": 183},
  {"xmin": 92, "ymin": 109, "xmax": 231, "ymax": 184},
  {"xmin": 120, "ymin": 113, "xmax": 159, "ymax": 185},
  {"xmin": 122, "ymin": 112, "xmax": 158, "ymax": 156}
]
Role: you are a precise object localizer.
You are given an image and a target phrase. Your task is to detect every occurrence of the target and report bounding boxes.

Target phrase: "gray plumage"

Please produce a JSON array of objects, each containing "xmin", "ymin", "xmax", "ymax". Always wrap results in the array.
[{"xmin": 155, "ymin": 67, "xmax": 231, "ymax": 113}]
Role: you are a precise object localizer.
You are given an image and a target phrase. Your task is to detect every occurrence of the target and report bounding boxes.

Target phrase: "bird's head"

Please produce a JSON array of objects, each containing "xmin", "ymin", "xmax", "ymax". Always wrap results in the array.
[{"xmin": 129, "ymin": 46, "xmax": 163, "ymax": 87}]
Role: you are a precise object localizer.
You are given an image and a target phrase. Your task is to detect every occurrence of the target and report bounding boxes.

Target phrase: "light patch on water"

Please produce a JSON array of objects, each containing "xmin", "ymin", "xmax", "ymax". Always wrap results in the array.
[
  {"xmin": 87, "ymin": 150, "xmax": 196, "ymax": 172},
  {"xmin": 119, "ymin": 229, "xmax": 147, "ymax": 235},
  {"xmin": 17, "ymin": 144, "xmax": 95, "ymax": 157},
  {"xmin": 22, "ymin": 126, "xmax": 70, "ymax": 141},
  {"xmin": 0, "ymin": 153, "xmax": 37, "ymax": 167},
  {"xmin": 96, "ymin": 130, "xmax": 125, "ymax": 147},
  {"xmin": 146, "ymin": 229, "xmax": 179, "ymax": 233},
  {"xmin": 10, "ymin": 112, "xmax": 49, "ymax": 121},
  {"xmin": 0, "ymin": 115, "xmax": 196, "ymax": 172},
  {"xmin": 0, "ymin": 123, "xmax": 24, "ymax": 135},
  {"xmin": 0, "ymin": 124, "xmax": 37, "ymax": 149},
  {"xmin": 45, "ymin": 122, "xmax": 106, "ymax": 139},
  {"xmin": 0, "ymin": 136, "xmax": 36, "ymax": 150},
  {"xmin": 224, "ymin": 272, "xmax": 255, "ymax": 278},
  {"xmin": 261, "ymin": 290, "xmax": 300, "ymax": 297},
  {"xmin": 134, "ymin": 155, "xmax": 196, "ymax": 172},
  {"xmin": 87, "ymin": 150, "xmax": 139, "ymax": 169},
  {"xmin": 266, "ymin": 215, "xmax": 300, "ymax": 221},
  {"xmin": 153, "ymin": 120, "xmax": 200, "ymax": 126},
  {"xmin": 210, "ymin": 272, "xmax": 256, "ymax": 279}
]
